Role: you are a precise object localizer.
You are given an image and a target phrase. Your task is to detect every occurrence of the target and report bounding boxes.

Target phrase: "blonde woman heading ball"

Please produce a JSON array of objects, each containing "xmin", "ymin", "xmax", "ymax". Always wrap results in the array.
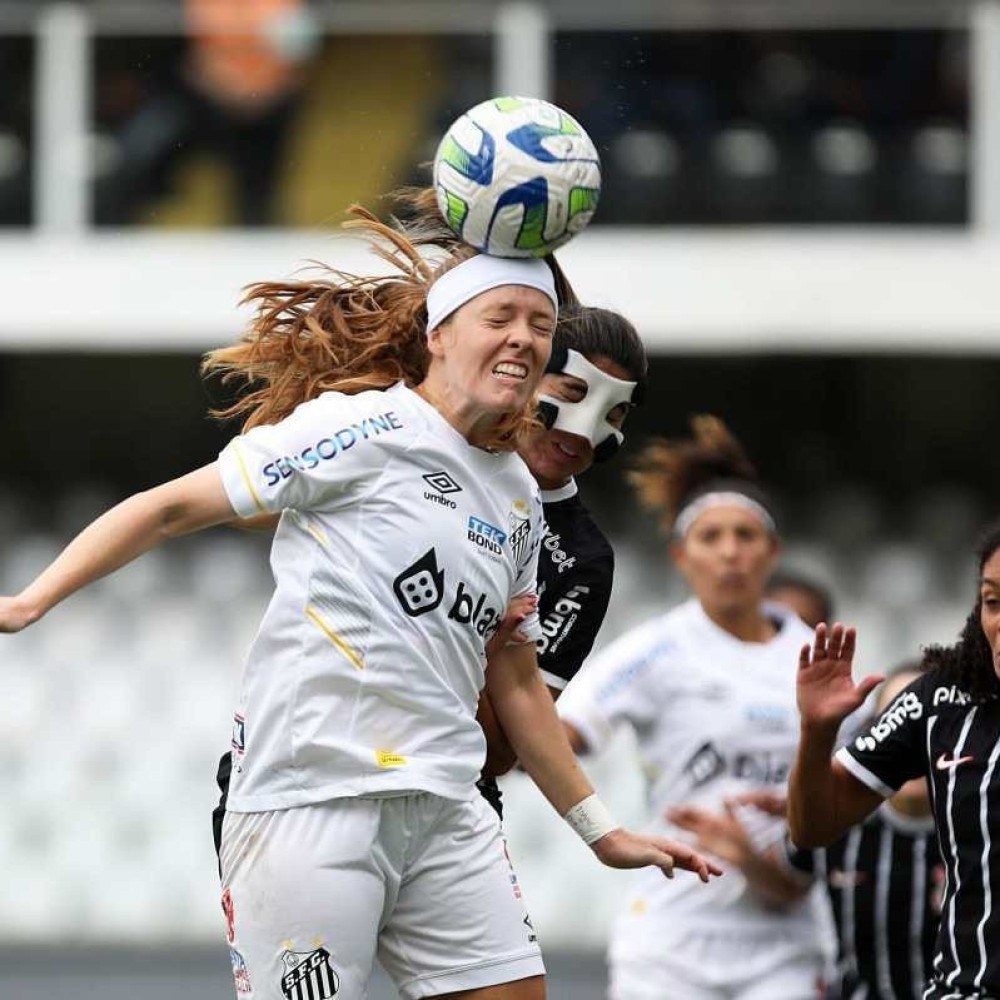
[{"xmin": 0, "ymin": 210, "xmax": 719, "ymax": 1000}]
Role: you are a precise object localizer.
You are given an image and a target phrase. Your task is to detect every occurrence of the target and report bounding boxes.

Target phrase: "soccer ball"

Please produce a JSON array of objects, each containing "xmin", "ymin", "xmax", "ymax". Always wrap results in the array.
[{"xmin": 433, "ymin": 96, "xmax": 601, "ymax": 258}]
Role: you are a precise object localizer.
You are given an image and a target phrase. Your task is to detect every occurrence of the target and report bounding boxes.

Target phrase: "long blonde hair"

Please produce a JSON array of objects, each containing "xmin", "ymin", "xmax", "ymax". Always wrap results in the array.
[{"xmin": 202, "ymin": 195, "xmax": 551, "ymax": 450}]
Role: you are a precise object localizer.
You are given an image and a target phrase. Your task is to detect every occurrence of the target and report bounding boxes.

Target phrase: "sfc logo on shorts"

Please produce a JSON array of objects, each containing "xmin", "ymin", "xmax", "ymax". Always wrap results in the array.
[{"xmin": 280, "ymin": 946, "xmax": 340, "ymax": 999}]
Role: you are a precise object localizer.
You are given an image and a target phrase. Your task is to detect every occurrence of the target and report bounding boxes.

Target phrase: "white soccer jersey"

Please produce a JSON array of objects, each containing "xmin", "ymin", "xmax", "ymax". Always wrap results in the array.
[
  {"xmin": 558, "ymin": 597, "xmax": 823, "ymax": 950},
  {"xmin": 217, "ymin": 382, "xmax": 544, "ymax": 812}
]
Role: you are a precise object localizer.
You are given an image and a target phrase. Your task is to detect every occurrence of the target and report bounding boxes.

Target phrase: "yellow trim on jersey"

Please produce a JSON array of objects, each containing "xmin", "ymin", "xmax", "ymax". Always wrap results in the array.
[
  {"xmin": 232, "ymin": 440, "xmax": 267, "ymax": 514},
  {"xmin": 375, "ymin": 750, "xmax": 408, "ymax": 768},
  {"xmin": 305, "ymin": 605, "xmax": 364, "ymax": 671},
  {"xmin": 303, "ymin": 520, "xmax": 329, "ymax": 547}
]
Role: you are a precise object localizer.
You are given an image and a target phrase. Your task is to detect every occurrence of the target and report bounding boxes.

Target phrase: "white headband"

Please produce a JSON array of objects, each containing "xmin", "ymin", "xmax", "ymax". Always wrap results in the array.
[
  {"xmin": 674, "ymin": 491, "xmax": 776, "ymax": 539},
  {"xmin": 426, "ymin": 255, "xmax": 558, "ymax": 334}
]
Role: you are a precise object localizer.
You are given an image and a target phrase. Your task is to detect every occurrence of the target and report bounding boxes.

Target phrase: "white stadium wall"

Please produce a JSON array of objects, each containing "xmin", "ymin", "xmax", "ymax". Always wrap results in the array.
[{"xmin": 3, "ymin": 229, "xmax": 999, "ymax": 354}]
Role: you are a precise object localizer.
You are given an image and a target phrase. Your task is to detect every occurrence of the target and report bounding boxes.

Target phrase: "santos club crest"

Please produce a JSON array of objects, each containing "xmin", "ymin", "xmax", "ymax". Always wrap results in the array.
[
  {"xmin": 508, "ymin": 499, "xmax": 532, "ymax": 567},
  {"xmin": 280, "ymin": 946, "xmax": 339, "ymax": 999}
]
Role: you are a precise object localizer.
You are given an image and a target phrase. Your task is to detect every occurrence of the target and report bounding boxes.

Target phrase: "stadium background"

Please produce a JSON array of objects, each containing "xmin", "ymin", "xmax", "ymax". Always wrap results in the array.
[{"xmin": 0, "ymin": 0, "xmax": 996, "ymax": 995}]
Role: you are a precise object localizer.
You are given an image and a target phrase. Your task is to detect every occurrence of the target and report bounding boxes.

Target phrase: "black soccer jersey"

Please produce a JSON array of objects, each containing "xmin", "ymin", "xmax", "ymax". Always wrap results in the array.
[
  {"xmin": 477, "ymin": 480, "xmax": 615, "ymax": 818},
  {"xmin": 788, "ymin": 805, "xmax": 942, "ymax": 1000},
  {"xmin": 532, "ymin": 481, "xmax": 615, "ymax": 692},
  {"xmin": 837, "ymin": 670, "xmax": 1000, "ymax": 998}
]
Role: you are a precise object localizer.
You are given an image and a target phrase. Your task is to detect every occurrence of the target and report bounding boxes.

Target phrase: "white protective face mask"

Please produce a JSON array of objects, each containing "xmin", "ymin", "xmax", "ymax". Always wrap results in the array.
[{"xmin": 538, "ymin": 349, "xmax": 638, "ymax": 462}]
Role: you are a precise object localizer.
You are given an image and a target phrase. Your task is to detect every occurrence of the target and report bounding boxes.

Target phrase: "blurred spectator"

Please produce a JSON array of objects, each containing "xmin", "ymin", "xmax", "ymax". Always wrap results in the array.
[
  {"xmin": 95, "ymin": 0, "xmax": 320, "ymax": 226},
  {"xmin": 766, "ymin": 569, "xmax": 835, "ymax": 629}
]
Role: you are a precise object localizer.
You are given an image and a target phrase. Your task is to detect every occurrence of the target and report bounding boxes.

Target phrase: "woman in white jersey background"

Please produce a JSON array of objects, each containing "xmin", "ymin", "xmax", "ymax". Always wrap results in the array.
[
  {"xmin": 557, "ymin": 415, "xmax": 827, "ymax": 1000},
  {"xmin": 0, "ymin": 209, "xmax": 718, "ymax": 1000}
]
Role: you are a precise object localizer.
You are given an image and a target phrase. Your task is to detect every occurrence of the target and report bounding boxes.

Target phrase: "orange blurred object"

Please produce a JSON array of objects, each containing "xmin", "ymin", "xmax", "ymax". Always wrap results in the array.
[{"xmin": 185, "ymin": 0, "xmax": 310, "ymax": 112}]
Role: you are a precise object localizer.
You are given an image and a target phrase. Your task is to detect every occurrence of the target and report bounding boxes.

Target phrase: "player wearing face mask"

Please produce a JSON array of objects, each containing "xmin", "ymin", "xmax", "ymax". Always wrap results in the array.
[{"xmin": 475, "ymin": 304, "xmax": 648, "ymax": 816}]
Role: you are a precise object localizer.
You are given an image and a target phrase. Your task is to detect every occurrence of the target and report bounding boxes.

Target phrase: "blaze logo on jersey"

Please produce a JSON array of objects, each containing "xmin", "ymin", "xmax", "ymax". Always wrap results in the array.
[
  {"xmin": 280, "ymin": 946, "xmax": 339, "ymax": 999},
  {"xmin": 393, "ymin": 550, "xmax": 445, "ymax": 616},
  {"xmin": 508, "ymin": 500, "xmax": 532, "ymax": 566}
]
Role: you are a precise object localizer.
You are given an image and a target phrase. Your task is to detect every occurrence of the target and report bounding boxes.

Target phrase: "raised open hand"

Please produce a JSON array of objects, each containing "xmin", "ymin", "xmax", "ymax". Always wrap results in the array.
[{"xmin": 797, "ymin": 622, "xmax": 882, "ymax": 730}]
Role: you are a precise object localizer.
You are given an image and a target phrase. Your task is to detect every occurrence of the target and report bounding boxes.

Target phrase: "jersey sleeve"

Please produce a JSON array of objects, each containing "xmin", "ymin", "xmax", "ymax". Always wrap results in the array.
[
  {"xmin": 537, "ymin": 549, "xmax": 614, "ymax": 692},
  {"xmin": 557, "ymin": 623, "xmax": 665, "ymax": 754},
  {"xmin": 834, "ymin": 673, "xmax": 930, "ymax": 797},
  {"xmin": 506, "ymin": 492, "xmax": 545, "ymax": 645},
  {"xmin": 217, "ymin": 392, "xmax": 404, "ymax": 517}
]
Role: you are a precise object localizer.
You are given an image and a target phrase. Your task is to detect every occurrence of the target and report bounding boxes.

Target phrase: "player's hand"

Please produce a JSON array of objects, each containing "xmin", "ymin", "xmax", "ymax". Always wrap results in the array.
[
  {"xmin": 0, "ymin": 596, "xmax": 37, "ymax": 634},
  {"xmin": 485, "ymin": 593, "xmax": 538, "ymax": 660},
  {"xmin": 797, "ymin": 622, "xmax": 882, "ymax": 731},
  {"xmin": 666, "ymin": 802, "xmax": 754, "ymax": 868},
  {"xmin": 590, "ymin": 827, "xmax": 723, "ymax": 883},
  {"xmin": 727, "ymin": 790, "xmax": 788, "ymax": 818}
]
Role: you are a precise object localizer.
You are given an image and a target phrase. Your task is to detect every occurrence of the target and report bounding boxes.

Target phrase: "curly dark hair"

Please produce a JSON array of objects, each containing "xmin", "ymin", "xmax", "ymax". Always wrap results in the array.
[{"xmin": 922, "ymin": 518, "xmax": 1000, "ymax": 701}]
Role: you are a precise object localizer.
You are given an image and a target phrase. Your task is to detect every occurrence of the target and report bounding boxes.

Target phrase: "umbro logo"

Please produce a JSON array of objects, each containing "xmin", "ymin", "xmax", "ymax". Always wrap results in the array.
[
  {"xmin": 423, "ymin": 471, "xmax": 462, "ymax": 494},
  {"xmin": 935, "ymin": 752, "xmax": 974, "ymax": 771},
  {"xmin": 423, "ymin": 471, "xmax": 462, "ymax": 509}
]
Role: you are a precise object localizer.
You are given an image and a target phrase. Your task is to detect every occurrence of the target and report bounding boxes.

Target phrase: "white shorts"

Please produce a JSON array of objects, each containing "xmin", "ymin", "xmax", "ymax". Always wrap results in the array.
[
  {"xmin": 609, "ymin": 925, "xmax": 823, "ymax": 1000},
  {"xmin": 219, "ymin": 793, "xmax": 544, "ymax": 1000}
]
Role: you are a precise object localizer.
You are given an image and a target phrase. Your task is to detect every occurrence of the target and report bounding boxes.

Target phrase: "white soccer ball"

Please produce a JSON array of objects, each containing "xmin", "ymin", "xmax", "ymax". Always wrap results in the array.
[{"xmin": 433, "ymin": 96, "xmax": 602, "ymax": 258}]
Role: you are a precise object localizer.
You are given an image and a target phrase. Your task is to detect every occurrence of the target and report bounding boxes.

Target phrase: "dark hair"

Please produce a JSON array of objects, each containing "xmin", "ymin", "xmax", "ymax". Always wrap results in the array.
[
  {"xmin": 922, "ymin": 518, "xmax": 1000, "ymax": 701},
  {"xmin": 628, "ymin": 415, "xmax": 773, "ymax": 536},
  {"xmin": 552, "ymin": 304, "xmax": 648, "ymax": 390},
  {"xmin": 765, "ymin": 570, "xmax": 835, "ymax": 626}
]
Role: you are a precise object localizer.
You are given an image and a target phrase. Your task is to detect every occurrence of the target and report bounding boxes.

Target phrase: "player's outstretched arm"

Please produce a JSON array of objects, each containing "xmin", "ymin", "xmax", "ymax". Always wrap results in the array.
[
  {"xmin": 486, "ymin": 641, "xmax": 722, "ymax": 883},
  {"xmin": 0, "ymin": 463, "xmax": 235, "ymax": 633},
  {"xmin": 788, "ymin": 622, "xmax": 884, "ymax": 848}
]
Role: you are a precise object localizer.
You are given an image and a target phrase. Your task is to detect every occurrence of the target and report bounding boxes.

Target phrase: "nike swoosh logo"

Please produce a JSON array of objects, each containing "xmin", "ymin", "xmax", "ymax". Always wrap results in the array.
[{"xmin": 936, "ymin": 753, "xmax": 974, "ymax": 771}]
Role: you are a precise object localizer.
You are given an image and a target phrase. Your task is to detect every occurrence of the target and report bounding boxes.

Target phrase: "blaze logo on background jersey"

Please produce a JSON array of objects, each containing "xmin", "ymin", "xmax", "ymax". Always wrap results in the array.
[
  {"xmin": 393, "ymin": 550, "xmax": 445, "ymax": 616},
  {"xmin": 854, "ymin": 690, "xmax": 923, "ymax": 751},
  {"xmin": 423, "ymin": 470, "xmax": 463, "ymax": 508},
  {"xmin": 392, "ymin": 549, "xmax": 501, "ymax": 639},
  {"xmin": 684, "ymin": 741, "xmax": 726, "ymax": 788},
  {"xmin": 280, "ymin": 946, "xmax": 339, "ymax": 999},
  {"xmin": 508, "ymin": 499, "xmax": 532, "ymax": 566},
  {"xmin": 682, "ymin": 741, "xmax": 789, "ymax": 787}
]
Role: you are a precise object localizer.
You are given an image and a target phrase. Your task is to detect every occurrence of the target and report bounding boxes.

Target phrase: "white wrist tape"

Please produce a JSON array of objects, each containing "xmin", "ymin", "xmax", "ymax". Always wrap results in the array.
[{"xmin": 563, "ymin": 794, "xmax": 618, "ymax": 845}]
